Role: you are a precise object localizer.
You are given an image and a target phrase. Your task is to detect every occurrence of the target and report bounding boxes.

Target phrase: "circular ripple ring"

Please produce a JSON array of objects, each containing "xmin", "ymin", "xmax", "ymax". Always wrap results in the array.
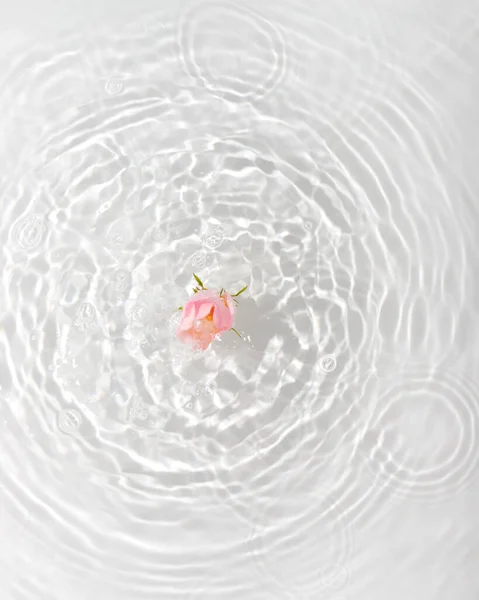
[{"xmin": 178, "ymin": 0, "xmax": 288, "ymax": 101}]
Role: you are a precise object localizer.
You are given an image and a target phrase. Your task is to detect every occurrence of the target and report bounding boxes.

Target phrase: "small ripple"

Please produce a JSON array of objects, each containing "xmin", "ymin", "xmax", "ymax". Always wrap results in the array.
[
  {"xmin": 360, "ymin": 364, "xmax": 479, "ymax": 500},
  {"xmin": 249, "ymin": 486, "xmax": 354, "ymax": 597},
  {"xmin": 178, "ymin": 0, "xmax": 287, "ymax": 102},
  {"xmin": 271, "ymin": 0, "xmax": 392, "ymax": 124}
]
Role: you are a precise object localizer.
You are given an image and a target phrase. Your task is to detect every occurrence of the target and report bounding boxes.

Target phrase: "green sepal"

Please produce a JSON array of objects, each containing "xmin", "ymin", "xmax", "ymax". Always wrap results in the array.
[
  {"xmin": 231, "ymin": 285, "xmax": 248, "ymax": 297},
  {"xmin": 193, "ymin": 273, "xmax": 206, "ymax": 289}
]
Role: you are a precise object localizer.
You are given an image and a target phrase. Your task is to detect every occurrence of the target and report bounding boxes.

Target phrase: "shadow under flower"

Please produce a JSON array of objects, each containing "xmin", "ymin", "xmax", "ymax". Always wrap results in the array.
[{"xmin": 221, "ymin": 293, "xmax": 315, "ymax": 361}]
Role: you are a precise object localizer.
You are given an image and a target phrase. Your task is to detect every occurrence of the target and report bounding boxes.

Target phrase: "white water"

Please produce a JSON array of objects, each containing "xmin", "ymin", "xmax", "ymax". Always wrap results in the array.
[{"xmin": 1, "ymin": 1, "xmax": 478, "ymax": 599}]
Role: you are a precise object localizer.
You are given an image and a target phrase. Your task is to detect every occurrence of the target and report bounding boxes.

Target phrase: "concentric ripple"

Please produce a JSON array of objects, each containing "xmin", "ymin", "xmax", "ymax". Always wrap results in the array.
[
  {"xmin": 1, "ymin": 1, "xmax": 479, "ymax": 599},
  {"xmin": 249, "ymin": 485, "xmax": 354, "ymax": 597},
  {"xmin": 360, "ymin": 365, "xmax": 479, "ymax": 499},
  {"xmin": 178, "ymin": 0, "xmax": 287, "ymax": 101}
]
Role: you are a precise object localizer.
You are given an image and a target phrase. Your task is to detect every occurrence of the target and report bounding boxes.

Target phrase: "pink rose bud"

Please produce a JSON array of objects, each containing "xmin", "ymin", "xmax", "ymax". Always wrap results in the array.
[{"xmin": 176, "ymin": 289, "xmax": 236, "ymax": 350}]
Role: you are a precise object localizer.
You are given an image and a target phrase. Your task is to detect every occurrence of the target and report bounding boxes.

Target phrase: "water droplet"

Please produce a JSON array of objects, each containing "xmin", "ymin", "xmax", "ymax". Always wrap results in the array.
[
  {"xmin": 114, "ymin": 270, "xmax": 131, "ymax": 301},
  {"xmin": 76, "ymin": 302, "xmax": 96, "ymax": 321},
  {"xmin": 196, "ymin": 381, "xmax": 217, "ymax": 396},
  {"xmin": 74, "ymin": 302, "xmax": 97, "ymax": 332},
  {"xmin": 320, "ymin": 355, "xmax": 337, "ymax": 373},
  {"xmin": 204, "ymin": 232, "xmax": 224, "ymax": 249},
  {"xmin": 105, "ymin": 78, "xmax": 123, "ymax": 95},
  {"xmin": 58, "ymin": 409, "xmax": 82, "ymax": 434},
  {"xmin": 131, "ymin": 305, "xmax": 147, "ymax": 322},
  {"xmin": 321, "ymin": 564, "xmax": 349, "ymax": 589},
  {"xmin": 128, "ymin": 397, "xmax": 148, "ymax": 421},
  {"xmin": 12, "ymin": 214, "xmax": 46, "ymax": 250},
  {"xmin": 191, "ymin": 251, "xmax": 207, "ymax": 268}
]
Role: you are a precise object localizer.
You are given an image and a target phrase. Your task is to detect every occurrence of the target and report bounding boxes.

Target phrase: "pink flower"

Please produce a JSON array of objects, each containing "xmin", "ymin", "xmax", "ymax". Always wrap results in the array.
[{"xmin": 176, "ymin": 288, "xmax": 236, "ymax": 350}]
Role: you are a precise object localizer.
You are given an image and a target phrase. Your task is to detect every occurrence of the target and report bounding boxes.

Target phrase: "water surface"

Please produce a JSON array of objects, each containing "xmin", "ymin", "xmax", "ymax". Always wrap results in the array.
[{"xmin": 1, "ymin": 1, "xmax": 479, "ymax": 598}]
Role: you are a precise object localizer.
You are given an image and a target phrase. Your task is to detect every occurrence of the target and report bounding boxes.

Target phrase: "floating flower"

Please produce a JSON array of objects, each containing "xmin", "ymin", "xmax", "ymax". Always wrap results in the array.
[{"xmin": 176, "ymin": 273, "xmax": 247, "ymax": 350}]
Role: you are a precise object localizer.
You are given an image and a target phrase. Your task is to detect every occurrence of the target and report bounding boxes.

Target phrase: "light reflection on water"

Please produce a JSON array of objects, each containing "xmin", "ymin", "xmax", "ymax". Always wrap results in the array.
[{"xmin": 1, "ymin": 0, "xmax": 479, "ymax": 598}]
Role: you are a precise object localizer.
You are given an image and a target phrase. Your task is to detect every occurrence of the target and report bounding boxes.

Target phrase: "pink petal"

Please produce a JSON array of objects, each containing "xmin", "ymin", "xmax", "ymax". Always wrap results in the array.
[
  {"xmin": 190, "ymin": 289, "xmax": 218, "ymax": 301},
  {"xmin": 196, "ymin": 302, "xmax": 214, "ymax": 320},
  {"xmin": 178, "ymin": 302, "xmax": 196, "ymax": 331},
  {"xmin": 213, "ymin": 293, "xmax": 235, "ymax": 332}
]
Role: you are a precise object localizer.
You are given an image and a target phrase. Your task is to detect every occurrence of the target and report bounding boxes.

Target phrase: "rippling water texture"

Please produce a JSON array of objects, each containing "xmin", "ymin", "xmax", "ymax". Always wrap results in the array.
[{"xmin": 1, "ymin": 1, "xmax": 479, "ymax": 598}]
